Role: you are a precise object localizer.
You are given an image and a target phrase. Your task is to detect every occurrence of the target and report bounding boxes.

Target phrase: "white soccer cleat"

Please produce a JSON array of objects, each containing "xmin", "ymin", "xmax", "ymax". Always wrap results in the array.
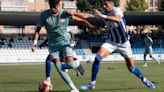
[
  {"xmin": 80, "ymin": 83, "xmax": 96, "ymax": 90},
  {"xmin": 143, "ymin": 78, "xmax": 156, "ymax": 89}
]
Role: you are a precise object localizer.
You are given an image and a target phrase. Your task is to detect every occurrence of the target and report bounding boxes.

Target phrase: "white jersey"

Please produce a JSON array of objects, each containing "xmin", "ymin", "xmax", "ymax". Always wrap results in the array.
[{"xmin": 102, "ymin": 7, "xmax": 129, "ymax": 44}]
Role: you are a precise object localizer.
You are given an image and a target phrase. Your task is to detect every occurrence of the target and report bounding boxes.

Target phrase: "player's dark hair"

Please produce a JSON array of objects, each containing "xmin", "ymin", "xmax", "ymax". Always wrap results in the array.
[
  {"xmin": 48, "ymin": 0, "xmax": 60, "ymax": 8},
  {"xmin": 104, "ymin": 0, "xmax": 115, "ymax": 2},
  {"xmin": 103, "ymin": 0, "xmax": 115, "ymax": 5}
]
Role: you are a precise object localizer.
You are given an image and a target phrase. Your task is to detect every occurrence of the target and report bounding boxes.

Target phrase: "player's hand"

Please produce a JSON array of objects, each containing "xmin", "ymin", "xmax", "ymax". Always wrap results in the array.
[
  {"xmin": 93, "ymin": 9, "xmax": 102, "ymax": 16},
  {"xmin": 91, "ymin": 26, "xmax": 99, "ymax": 31},
  {"xmin": 91, "ymin": 27, "xmax": 101, "ymax": 34},
  {"xmin": 66, "ymin": 10, "xmax": 76, "ymax": 15},
  {"xmin": 31, "ymin": 45, "xmax": 37, "ymax": 52},
  {"xmin": 39, "ymin": 43, "xmax": 44, "ymax": 49},
  {"xmin": 95, "ymin": 29, "xmax": 101, "ymax": 34},
  {"xmin": 39, "ymin": 44, "xmax": 43, "ymax": 49}
]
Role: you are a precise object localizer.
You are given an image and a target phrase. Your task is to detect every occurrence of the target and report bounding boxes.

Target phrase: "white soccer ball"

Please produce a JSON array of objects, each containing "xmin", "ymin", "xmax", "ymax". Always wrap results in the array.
[{"xmin": 39, "ymin": 80, "xmax": 53, "ymax": 92}]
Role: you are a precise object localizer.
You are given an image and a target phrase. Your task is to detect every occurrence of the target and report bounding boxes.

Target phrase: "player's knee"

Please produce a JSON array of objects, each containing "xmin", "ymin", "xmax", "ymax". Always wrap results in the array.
[
  {"xmin": 129, "ymin": 67, "xmax": 136, "ymax": 73},
  {"xmin": 68, "ymin": 60, "xmax": 79, "ymax": 69},
  {"xmin": 65, "ymin": 56, "xmax": 73, "ymax": 63},
  {"xmin": 46, "ymin": 55, "xmax": 51, "ymax": 62},
  {"xmin": 94, "ymin": 54, "xmax": 102, "ymax": 64}
]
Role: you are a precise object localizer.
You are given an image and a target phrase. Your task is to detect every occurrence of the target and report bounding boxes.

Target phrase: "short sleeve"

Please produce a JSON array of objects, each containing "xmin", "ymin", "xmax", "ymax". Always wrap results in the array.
[
  {"xmin": 37, "ymin": 12, "xmax": 44, "ymax": 27},
  {"xmin": 64, "ymin": 11, "xmax": 72, "ymax": 19},
  {"xmin": 115, "ymin": 8, "xmax": 123, "ymax": 17}
]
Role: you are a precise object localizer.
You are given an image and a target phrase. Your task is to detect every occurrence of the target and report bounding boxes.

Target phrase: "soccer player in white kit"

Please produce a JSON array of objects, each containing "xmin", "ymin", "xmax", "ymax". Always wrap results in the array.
[{"xmin": 67, "ymin": 0, "xmax": 156, "ymax": 90}]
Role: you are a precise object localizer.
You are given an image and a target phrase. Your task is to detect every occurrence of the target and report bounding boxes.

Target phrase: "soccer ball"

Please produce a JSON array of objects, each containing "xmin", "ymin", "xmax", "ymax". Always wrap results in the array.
[{"xmin": 39, "ymin": 80, "xmax": 53, "ymax": 92}]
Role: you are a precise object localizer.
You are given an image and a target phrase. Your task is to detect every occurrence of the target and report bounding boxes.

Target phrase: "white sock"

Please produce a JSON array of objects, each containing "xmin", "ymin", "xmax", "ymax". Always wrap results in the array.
[
  {"xmin": 91, "ymin": 81, "xmax": 96, "ymax": 85},
  {"xmin": 70, "ymin": 83, "xmax": 77, "ymax": 90},
  {"xmin": 143, "ymin": 77, "xmax": 147, "ymax": 82},
  {"xmin": 46, "ymin": 77, "xmax": 51, "ymax": 82}
]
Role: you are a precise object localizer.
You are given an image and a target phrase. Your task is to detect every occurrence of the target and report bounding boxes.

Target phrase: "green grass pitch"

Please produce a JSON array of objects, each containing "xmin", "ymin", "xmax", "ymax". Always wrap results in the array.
[{"xmin": 0, "ymin": 61, "xmax": 163, "ymax": 92}]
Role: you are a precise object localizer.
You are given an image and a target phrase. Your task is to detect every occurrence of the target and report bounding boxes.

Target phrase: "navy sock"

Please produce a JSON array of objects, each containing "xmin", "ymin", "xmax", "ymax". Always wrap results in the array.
[
  {"xmin": 62, "ymin": 60, "xmax": 79, "ymax": 69},
  {"xmin": 62, "ymin": 64, "xmax": 71, "ymax": 69},
  {"xmin": 130, "ymin": 67, "xmax": 144, "ymax": 80},
  {"xmin": 45, "ymin": 56, "xmax": 52, "ymax": 78},
  {"xmin": 91, "ymin": 54, "xmax": 102, "ymax": 81}
]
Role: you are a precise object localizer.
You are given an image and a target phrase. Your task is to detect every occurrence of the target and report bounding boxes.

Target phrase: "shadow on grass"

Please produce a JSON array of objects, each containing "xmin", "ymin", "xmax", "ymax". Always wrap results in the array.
[
  {"xmin": 79, "ymin": 86, "xmax": 144, "ymax": 92},
  {"xmin": 16, "ymin": 91, "xmax": 70, "ymax": 92},
  {"xmin": 0, "ymin": 81, "xmax": 37, "ymax": 84},
  {"xmin": 1, "ymin": 85, "xmax": 147, "ymax": 92}
]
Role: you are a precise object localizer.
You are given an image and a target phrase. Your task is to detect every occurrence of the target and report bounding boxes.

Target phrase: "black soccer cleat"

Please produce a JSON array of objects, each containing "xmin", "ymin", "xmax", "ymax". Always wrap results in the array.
[{"xmin": 76, "ymin": 63, "xmax": 85, "ymax": 76}]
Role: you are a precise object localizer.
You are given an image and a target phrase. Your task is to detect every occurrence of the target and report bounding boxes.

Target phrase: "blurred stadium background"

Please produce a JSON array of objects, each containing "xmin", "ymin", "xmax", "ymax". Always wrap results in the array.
[
  {"xmin": 0, "ymin": 0, "xmax": 164, "ymax": 63},
  {"xmin": 0, "ymin": 0, "xmax": 164, "ymax": 92}
]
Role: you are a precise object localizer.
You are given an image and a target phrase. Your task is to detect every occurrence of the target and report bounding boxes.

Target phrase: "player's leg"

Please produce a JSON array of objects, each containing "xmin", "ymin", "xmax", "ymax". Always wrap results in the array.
[
  {"xmin": 149, "ymin": 47, "xmax": 160, "ymax": 64},
  {"xmin": 62, "ymin": 45, "xmax": 85, "ymax": 76},
  {"xmin": 71, "ymin": 51, "xmax": 82, "ymax": 77},
  {"xmin": 45, "ymin": 53, "xmax": 69, "ymax": 82},
  {"xmin": 118, "ymin": 41, "xmax": 145, "ymax": 80},
  {"xmin": 54, "ymin": 60, "xmax": 79, "ymax": 92},
  {"xmin": 80, "ymin": 43, "xmax": 114, "ymax": 90},
  {"xmin": 120, "ymin": 41, "xmax": 155, "ymax": 89},
  {"xmin": 125, "ymin": 57, "xmax": 155, "ymax": 89},
  {"xmin": 143, "ymin": 51, "xmax": 148, "ymax": 67},
  {"xmin": 60, "ymin": 50, "xmax": 81, "ymax": 76},
  {"xmin": 125, "ymin": 58, "xmax": 145, "ymax": 80},
  {"xmin": 149, "ymin": 54, "xmax": 160, "ymax": 64},
  {"xmin": 91, "ymin": 48, "xmax": 110, "ymax": 83},
  {"xmin": 45, "ymin": 54, "xmax": 52, "ymax": 82},
  {"xmin": 50, "ymin": 52, "xmax": 79, "ymax": 92}
]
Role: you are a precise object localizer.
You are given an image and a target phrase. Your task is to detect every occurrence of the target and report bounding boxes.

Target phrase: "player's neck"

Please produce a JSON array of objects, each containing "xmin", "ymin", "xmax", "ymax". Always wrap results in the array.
[{"xmin": 50, "ymin": 9, "xmax": 60, "ymax": 16}]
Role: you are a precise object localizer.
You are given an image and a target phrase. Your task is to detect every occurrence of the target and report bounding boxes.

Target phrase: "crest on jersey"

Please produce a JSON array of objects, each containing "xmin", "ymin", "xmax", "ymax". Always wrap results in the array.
[{"xmin": 59, "ymin": 18, "xmax": 65, "ymax": 23}]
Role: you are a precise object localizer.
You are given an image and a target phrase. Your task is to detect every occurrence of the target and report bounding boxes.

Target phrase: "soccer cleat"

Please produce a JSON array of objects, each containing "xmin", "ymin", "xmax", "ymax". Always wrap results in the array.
[
  {"xmin": 143, "ymin": 78, "xmax": 156, "ymax": 89},
  {"xmin": 80, "ymin": 83, "xmax": 96, "ymax": 90},
  {"xmin": 157, "ymin": 60, "xmax": 160, "ymax": 65},
  {"xmin": 70, "ymin": 89, "xmax": 79, "ymax": 92},
  {"xmin": 76, "ymin": 63, "xmax": 85, "ymax": 76}
]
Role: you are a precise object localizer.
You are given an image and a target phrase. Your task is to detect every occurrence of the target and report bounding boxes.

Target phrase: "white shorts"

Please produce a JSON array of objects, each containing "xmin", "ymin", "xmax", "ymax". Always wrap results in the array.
[{"xmin": 101, "ymin": 41, "xmax": 133, "ymax": 58}]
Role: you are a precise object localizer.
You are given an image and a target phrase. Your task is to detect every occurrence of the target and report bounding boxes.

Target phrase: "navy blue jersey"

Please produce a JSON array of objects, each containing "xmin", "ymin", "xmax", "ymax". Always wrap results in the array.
[{"xmin": 103, "ymin": 7, "xmax": 129, "ymax": 44}]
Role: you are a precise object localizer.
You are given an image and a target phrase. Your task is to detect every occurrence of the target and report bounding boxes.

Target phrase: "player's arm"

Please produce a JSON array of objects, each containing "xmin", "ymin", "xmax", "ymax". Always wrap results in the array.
[
  {"xmin": 32, "ymin": 12, "xmax": 44, "ymax": 52},
  {"xmin": 148, "ymin": 37, "xmax": 153, "ymax": 44},
  {"xmin": 66, "ymin": 10, "xmax": 100, "ymax": 33},
  {"xmin": 31, "ymin": 26, "xmax": 41, "ymax": 52},
  {"xmin": 93, "ymin": 9, "xmax": 122, "ymax": 22},
  {"xmin": 66, "ymin": 10, "xmax": 95, "ymax": 19},
  {"xmin": 39, "ymin": 38, "xmax": 48, "ymax": 48},
  {"xmin": 72, "ymin": 16, "xmax": 97, "ymax": 30}
]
